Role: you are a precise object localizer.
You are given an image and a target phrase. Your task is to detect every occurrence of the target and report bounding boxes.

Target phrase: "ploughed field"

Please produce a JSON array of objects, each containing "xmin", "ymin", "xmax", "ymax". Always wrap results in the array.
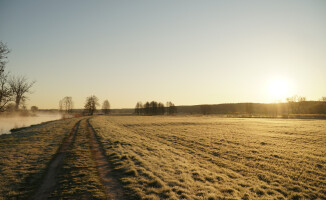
[{"xmin": 0, "ymin": 116, "xmax": 325, "ymax": 199}]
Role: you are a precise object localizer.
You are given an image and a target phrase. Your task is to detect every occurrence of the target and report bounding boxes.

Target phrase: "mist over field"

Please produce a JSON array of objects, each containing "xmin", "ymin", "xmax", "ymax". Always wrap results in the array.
[{"xmin": 0, "ymin": 112, "xmax": 62, "ymax": 135}]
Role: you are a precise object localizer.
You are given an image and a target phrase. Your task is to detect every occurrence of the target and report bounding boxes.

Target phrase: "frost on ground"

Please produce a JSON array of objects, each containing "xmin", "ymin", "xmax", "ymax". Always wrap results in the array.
[
  {"xmin": 91, "ymin": 116, "xmax": 326, "ymax": 200},
  {"xmin": 0, "ymin": 116, "xmax": 325, "ymax": 200},
  {"xmin": 0, "ymin": 117, "xmax": 80, "ymax": 199}
]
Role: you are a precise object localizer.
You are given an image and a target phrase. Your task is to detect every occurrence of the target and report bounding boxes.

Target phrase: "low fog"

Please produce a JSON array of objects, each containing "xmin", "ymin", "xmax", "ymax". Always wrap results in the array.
[{"xmin": 0, "ymin": 112, "xmax": 63, "ymax": 135}]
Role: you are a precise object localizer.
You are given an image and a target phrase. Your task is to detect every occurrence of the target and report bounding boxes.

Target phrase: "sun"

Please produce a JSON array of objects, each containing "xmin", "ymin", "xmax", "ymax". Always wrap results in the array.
[{"xmin": 268, "ymin": 78, "xmax": 290, "ymax": 101}]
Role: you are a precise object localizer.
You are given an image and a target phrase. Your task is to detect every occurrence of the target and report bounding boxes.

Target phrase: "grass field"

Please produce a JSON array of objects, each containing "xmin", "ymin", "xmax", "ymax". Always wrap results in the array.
[
  {"xmin": 0, "ymin": 117, "xmax": 81, "ymax": 199},
  {"xmin": 49, "ymin": 119, "xmax": 106, "ymax": 199},
  {"xmin": 90, "ymin": 116, "xmax": 326, "ymax": 199},
  {"xmin": 0, "ymin": 115, "xmax": 325, "ymax": 199}
]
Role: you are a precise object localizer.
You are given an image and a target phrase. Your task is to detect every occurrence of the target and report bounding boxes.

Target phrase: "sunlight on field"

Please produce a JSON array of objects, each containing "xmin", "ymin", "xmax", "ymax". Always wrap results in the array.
[
  {"xmin": 91, "ymin": 116, "xmax": 326, "ymax": 199},
  {"xmin": 0, "ymin": 118, "xmax": 80, "ymax": 199},
  {"xmin": 50, "ymin": 120, "xmax": 105, "ymax": 199},
  {"xmin": 0, "ymin": 116, "xmax": 325, "ymax": 199}
]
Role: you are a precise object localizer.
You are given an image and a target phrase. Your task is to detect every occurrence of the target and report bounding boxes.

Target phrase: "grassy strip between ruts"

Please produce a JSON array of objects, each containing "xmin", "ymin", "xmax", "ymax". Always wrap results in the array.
[
  {"xmin": 0, "ymin": 117, "xmax": 81, "ymax": 199},
  {"xmin": 49, "ymin": 119, "xmax": 106, "ymax": 199},
  {"xmin": 90, "ymin": 116, "xmax": 326, "ymax": 200}
]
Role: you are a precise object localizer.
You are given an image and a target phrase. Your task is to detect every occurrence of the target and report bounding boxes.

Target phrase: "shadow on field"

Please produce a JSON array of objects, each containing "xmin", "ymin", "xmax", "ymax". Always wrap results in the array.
[
  {"xmin": 31, "ymin": 120, "xmax": 81, "ymax": 200},
  {"xmin": 86, "ymin": 119, "xmax": 126, "ymax": 200}
]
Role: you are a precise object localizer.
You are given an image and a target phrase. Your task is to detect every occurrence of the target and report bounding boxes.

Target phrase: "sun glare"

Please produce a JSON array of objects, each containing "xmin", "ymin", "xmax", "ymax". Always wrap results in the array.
[{"xmin": 268, "ymin": 78, "xmax": 290, "ymax": 101}]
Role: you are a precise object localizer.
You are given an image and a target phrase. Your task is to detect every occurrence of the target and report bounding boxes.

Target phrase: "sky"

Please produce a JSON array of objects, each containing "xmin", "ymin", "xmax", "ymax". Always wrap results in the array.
[{"xmin": 0, "ymin": 0, "xmax": 325, "ymax": 109}]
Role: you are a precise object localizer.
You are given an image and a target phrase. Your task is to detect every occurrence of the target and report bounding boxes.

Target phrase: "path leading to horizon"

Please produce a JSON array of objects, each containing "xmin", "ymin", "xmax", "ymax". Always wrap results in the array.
[{"xmin": 31, "ymin": 118, "xmax": 125, "ymax": 200}]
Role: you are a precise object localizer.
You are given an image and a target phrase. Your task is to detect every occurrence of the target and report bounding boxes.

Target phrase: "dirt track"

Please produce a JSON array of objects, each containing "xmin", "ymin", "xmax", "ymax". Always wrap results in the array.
[
  {"xmin": 31, "ymin": 118, "xmax": 125, "ymax": 200},
  {"xmin": 87, "ymin": 119, "xmax": 125, "ymax": 200},
  {"xmin": 32, "ymin": 120, "xmax": 81, "ymax": 200}
]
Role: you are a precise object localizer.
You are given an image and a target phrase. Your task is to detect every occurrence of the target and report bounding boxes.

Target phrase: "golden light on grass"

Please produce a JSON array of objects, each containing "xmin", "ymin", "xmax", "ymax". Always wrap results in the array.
[{"xmin": 90, "ymin": 116, "xmax": 326, "ymax": 199}]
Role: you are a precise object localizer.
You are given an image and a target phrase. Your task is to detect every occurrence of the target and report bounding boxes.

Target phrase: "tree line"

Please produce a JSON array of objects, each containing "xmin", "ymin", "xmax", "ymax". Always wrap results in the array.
[
  {"xmin": 135, "ymin": 101, "xmax": 177, "ymax": 115},
  {"xmin": 180, "ymin": 96, "xmax": 326, "ymax": 116},
  {"xmin": 59, "ymin": 95, "xmax": 111, "ymax": 116},
  {"xmin": 0, "ymin": 42, "xmax": 35, "ymax": 112}
]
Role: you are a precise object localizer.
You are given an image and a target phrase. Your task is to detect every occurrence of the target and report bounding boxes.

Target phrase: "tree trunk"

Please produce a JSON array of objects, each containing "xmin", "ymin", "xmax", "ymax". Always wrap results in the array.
[{"xmin": 15, "ymin": 97, "xmax": 20, "ymax": 110}]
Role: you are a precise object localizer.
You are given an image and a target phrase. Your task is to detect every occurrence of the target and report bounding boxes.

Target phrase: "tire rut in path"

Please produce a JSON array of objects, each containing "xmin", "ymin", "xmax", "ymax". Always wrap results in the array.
[
  {"xmin": 87, "ymin": 119, "xmax": 125, "ymax": 200},
  {"xmin": 31, "ymin": 120, "xmax": 81, "ymax": 200}
]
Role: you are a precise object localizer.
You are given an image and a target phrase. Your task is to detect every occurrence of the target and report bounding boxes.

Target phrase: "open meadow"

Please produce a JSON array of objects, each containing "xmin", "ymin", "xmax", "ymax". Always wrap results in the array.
[
  {"xmin": 91, "ymin": 116, "xmax": 326, "ymax": 199},
  {"xmin": 0, "ymin": 117, "xmax": 82, "ymax": 199},
  {"xmin": 2, "ymin": 1, "xmax": 326, "ymax": 199},
  {"xmin": 0, "ymin": 115, "xmax": 325, "ymax": 199}
]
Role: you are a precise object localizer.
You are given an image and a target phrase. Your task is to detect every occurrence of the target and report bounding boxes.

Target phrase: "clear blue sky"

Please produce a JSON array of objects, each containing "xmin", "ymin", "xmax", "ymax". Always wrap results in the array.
[{"xmin": 1, "ymin": 0, "xmax": 325, "ymax": 109}]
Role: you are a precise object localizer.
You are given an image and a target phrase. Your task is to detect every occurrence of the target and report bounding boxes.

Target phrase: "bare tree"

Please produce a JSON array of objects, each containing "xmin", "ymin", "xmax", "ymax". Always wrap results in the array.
[
  {"xmin": 102, "ymin": 99, "xmax": 110, "ymax": 114},
  {"xmin": 84, "ymin": 95, "xmax": 99, "ymax": 115},
  {"xmin": 0, "ymin": 70, "xmax": 12, "ymax": 111},
  {"xmin": 0, "ymin": 42, "xmax": 12, "ymax": 112},
  {"xmin": 158, "ymin": 102, "xmax": 165, "ymax": 115},
  {"xmin": 166, "ymin": 101, "xmax": 177, "ymax": 115},
  {"xmin": 286, "ymin": 95, "xmax": 298, "ymax": 114},
  {"xmin": 144, "ymin": 101, "xmax": 150, "ymax": 115},
  {"xmin": 31, "ymin": 106, "xmax": 38, "ymax": 112},
  {"xmin": 0, "ymin": 42, "xmax": 10, "ymax": 71},
  {"xmin": 60, "ymin": 96, "xmax": 73, "ymax": 113},
  {"xmin": 8, "ymin": 75, "xmax": 35, "ymax": 110},
  {"xmin": 59, "ymin": 99, "xmax": 63, "ymax": 112},
  {"xmin": 150, "ymin": 101, "xmax": 158, "ymax": 115},
  {"xmin": 135, "ymin": 101, "xmax": 143, "ymax": 115}
]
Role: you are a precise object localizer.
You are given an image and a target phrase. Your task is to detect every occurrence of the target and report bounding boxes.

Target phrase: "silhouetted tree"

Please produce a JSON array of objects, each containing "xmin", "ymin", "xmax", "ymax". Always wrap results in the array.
[
  {"xmin": 0, "ymin": 42, "xmax": 10, "ymax": 67},
  {"xmin": 8, "ymin": 76, "xmax": 35, "ymax": 110},
  {"xmin": 31, "ymin": 106, "xmax": 38, "ymax": 112},
  {"xmin": 135, "ymin": 101, "xmax": 143, "ymax": 115},
  {"xmin": 144, "ymin": 101, "xmax": 150, "ymax": 115},
  {"xmin": 0, "ymin": 71, "xmax": 12, "ymax": 112},
  {"xmin": 102, "ymin": 99, "xmax": 110, "ymax": 114},
  {"xmin": 140, "ymin": 100, "xmax": 174, "ymax": 115},
  {"xmin": 0, "ymin": 42, "xmax": 12, "ymax": 112},
  {"xmin": 158, "ymin": 102, "xmax": 165, "ymax": 115},
  {"xmin": 84, "ymin": 95, "xmax": 99, "ymax": 115},
  {"xmin": 60, "ymin": 96, "xmax": 73, "ymax": 113},
  {"xmin": 166, "ymin": 101, "xmax": 177, "ymax": 115},
  {"xmin": 59, "ymin": 99, "xmax": 63, "ymax": 112},
  {"xmin": 150, "ymin": 101, "xmax": 158, "ymax": 115}
]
